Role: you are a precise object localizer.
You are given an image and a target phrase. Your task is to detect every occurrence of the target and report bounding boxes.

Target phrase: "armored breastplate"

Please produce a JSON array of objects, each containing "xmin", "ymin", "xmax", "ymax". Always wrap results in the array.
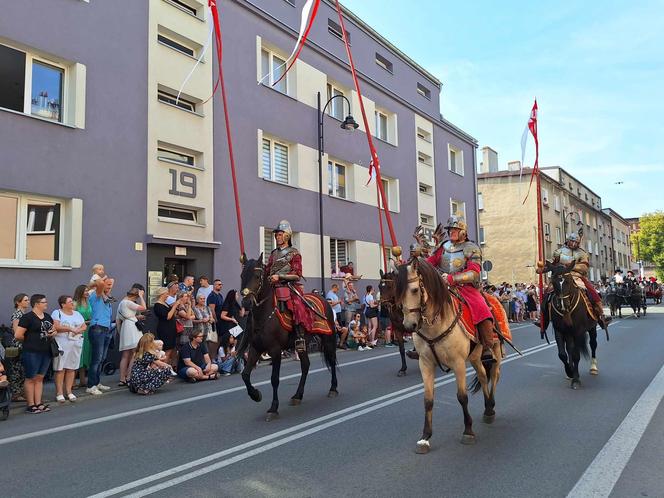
[
  {"xmin": 557, "ymin": 247, "xmax": 588, "ymax": 276},
  {"xmin": 269, "ymin": 247, "xmax": 297, "ymax": 276},
  {"xmin": 439, "ymin": 241, "xmax": 467, "ymax": 274}
]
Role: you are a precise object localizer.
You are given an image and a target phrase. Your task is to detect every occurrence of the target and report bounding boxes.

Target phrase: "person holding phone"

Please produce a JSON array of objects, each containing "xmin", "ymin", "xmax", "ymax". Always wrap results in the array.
[{"xmin": 153, "ymin": 287, "xmax": 182, "ymax": 367}]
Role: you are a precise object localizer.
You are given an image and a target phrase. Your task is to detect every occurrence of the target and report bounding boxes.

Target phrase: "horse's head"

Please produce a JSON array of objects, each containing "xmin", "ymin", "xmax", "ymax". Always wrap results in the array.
[
  {"xmin": 395, "ymin": 258, "xmax": 448, "ymax": 332},
  {"xmin": 378, "ymin": 268, "xmax": 398, "ymax": 307},
  {"xmin": 544, "ymin": 260, "xmax": 575, "ymax": 296},
  {"xmin": 240, "ymin": 253, "xmax": 265, "ymax": 310}
]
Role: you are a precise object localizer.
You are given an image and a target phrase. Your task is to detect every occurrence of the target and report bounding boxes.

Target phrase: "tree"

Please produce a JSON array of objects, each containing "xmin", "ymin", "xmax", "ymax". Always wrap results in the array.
[{"xmin": 631, "ymin": 211, "xmax": 664, "ymax": 280}]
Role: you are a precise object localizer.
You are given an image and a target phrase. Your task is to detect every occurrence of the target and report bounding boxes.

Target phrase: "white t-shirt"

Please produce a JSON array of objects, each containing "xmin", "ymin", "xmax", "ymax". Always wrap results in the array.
[
  {"xmin": 165, "ymin": 295, "xmax": 176, "ymax": 306},
  {"xmin": 197, "ymin": 286, "xmax": 213, "ymax": 301},
  {"xmin": 51, "ymin": 309, "xmax": 86, "ymax": 341}
]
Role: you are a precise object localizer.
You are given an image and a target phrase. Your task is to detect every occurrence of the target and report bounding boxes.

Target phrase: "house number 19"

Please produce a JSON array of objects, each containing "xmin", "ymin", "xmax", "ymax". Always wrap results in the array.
[{"xmin": 168, "ymin": 169, "xmax": 197, "ymax": 198}]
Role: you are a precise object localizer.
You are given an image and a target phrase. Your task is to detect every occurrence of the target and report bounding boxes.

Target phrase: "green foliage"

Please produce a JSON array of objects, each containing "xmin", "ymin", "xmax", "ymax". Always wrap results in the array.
[{"xmin": 631, "ymin": 211, "xmax": 664, "ymax": 279}]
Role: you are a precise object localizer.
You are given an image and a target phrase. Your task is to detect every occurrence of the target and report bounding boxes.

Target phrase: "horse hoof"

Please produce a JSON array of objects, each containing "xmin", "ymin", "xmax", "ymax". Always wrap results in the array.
[
  {"xmin": 415, "ymin": 440, "xmax": 430, "ymax": 454},
  {"xmin": 250, "ymin": 390, "xmax": 262, "ymax": 403},
  {"xmin": 590, "ymin": 369, "xmax": 598, "ymax": 375},
  {"xmin": 570, "ymin": 381, "xmax": 580, "ymax": 390},
  {"xmin": 460, "ymin": 434, "xmax": 476, "ymax": 445},
  {"xmin": 265, "ymin": 412, "xmax": 279, "ymax": 422},
  {"xmin": 397, "ymin": 370, "xmax": 407, "ymax": 377},
  {"xmin": 483, "ymin": 413, "xmax": 496, "ymax": 424},
  {"xmin": 289, "ymin": 398, "xmax": 302, "ymax": 406},
  {"xmin": 327, "ymin": 390, "xmax": 339, "ymax": 398}
]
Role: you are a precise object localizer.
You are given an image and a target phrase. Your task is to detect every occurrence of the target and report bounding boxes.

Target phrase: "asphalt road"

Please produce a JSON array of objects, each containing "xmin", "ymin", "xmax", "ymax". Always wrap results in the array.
[{"xmin": 2, "ymin": 305, "xmax": 664, "ymax": 498}]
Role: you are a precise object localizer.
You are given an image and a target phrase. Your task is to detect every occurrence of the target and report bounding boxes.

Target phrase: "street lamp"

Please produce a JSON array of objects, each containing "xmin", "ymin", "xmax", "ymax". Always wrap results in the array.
[{"xmin": 318, "ymin": 91, "xmax": 359, "ymax": 293}]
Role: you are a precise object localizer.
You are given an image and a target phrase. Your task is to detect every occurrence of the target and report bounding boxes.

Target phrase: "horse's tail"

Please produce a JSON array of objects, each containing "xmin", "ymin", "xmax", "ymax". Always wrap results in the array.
[
  {"xmin": 576, "ymin": 332, "xmax": 589, "ymax": 359},
  {"xmin": 469, "ymin": 357, "xmax": 495, "ymax": 395},
  {"xmin": 319, "ymin": 303, "xmax": 337, "ymax": 371}
]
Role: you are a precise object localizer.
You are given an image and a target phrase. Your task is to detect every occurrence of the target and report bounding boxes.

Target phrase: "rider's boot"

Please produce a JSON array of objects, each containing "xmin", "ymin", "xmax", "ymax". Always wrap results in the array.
[
  {"xmin": 533, "ymin": 294, "xmax": 550, "ymax": 336},
  {"xmin": 477, "ymin": 319, "xmax": 497, "ymax": 363},
  {"xmin": 593, "ymin": 301, "xmax": 611, "ymax": 330},
  {"xmin": 294, "ymin": 325, "xmax": 306, "ymax": 354},
  {"xmin": 406, "ymin": 347, "xmax": 419, "ymax": 360}
]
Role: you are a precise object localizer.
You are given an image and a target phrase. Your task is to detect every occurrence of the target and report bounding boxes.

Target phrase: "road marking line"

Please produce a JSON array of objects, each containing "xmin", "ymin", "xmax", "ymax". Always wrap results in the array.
[
  {"xmin": 0, "ymin": 350, "xmax": 400, "ymax": 447},
  {"xmin": 567, "ymin": 362, "xmax": 664, "ymax": 498},
  {"xmin": 90, "ymin": 342, "xmax": 556, "ymax": 498}
]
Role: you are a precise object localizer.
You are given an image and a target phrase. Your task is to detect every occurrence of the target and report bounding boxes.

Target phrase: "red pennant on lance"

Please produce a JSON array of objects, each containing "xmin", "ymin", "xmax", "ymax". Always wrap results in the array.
[
  {"xmin": 522, "ymin": 99, "xmax": 539, "ymax": 204},
  {"xmin": 272, "ymin": 0, "xmax": 321, "ymax": 87}
]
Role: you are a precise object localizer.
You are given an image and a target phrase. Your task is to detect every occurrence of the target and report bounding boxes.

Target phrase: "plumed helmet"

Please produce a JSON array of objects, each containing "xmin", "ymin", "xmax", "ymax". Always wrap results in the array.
[
  {"xmin": 274, "ymin": 220, "xmax": 293, "ymax": 242},
  {"xmin": 445, "ymin": 216, "xmax": 468, "ymax": 239}
]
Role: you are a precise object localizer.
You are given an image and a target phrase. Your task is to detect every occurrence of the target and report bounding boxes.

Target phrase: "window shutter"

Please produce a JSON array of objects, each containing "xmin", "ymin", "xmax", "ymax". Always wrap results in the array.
[
  {"xmin": 262, "ymin": 138, "xmax": 271, "ymax": 179},
  {"xmin": 264, "ymin": 229, "xmax": 274, "ymax": 254},
  {"xmin": 274, "ymin": 143, "xmax": 289, "ymax": 184}
]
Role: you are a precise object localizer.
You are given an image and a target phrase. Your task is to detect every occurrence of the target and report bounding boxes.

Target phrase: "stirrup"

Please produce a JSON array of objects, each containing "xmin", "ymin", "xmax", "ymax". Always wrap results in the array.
[{"xmin": 295, "ymin": 337, "xmax": 306, "ymax": 353}]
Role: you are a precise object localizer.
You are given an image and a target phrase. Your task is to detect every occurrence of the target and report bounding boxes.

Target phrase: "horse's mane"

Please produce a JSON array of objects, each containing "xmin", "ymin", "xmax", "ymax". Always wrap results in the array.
[{"xmin": 395, "ymin": 258, "xmax": 450, "ymax": 319}]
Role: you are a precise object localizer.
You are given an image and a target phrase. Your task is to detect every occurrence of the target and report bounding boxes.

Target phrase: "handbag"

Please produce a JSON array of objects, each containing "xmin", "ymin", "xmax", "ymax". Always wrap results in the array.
[
  {"xmin": 49, "ymin": 338, "xmax": 61, "ymax": 358},
  {"xmin": 176, "ymin": 320, "xmax": 185, "ymax": 334}
]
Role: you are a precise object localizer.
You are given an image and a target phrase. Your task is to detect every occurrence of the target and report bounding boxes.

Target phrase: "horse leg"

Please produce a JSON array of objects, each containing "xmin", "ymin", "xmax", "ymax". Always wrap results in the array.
[
  {"xmin": 555, "ymin": 329, "xmax": 573, "ymax": 379},
  {"xmin": 415, "ymin": 358, "xmax": 436, "ymax": 454},
  {"xmin": 290, "ymin": 349, "xmax": 310, "ymax": 405},
  {"xmin": 453, "ymin": 358, "xmax": 475, "ymax": 445},
  {"xmin": 589, "ymin": 328, "xmax": 598, "ymax": 375},
  {"xmin": 396, "ymin": 330, "xmax": 407, "ymax": 376},
  {"xmin": 468, "ymin": 345, "xmax": 494, "ymax": 423},
  {"xmin": 241, "ymin": 347, "xmax": 262, "ymax": 403},
  {"xmin": 565, "ymin": 334, "xmax": 581, "ymax": 389},
  {"xmin": 265, "ymin": 349, "xmax": 281, "ymax": 421}
]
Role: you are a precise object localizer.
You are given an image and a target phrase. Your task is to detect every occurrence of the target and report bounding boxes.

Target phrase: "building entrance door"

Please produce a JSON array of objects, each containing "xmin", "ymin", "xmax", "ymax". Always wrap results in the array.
[{"xmin": 163, "ymin": 258, "xmax": 192, "ymax": 285}]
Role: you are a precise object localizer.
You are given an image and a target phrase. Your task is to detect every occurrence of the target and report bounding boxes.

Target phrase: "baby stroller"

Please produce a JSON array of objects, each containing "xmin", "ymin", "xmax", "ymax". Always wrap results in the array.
[
  {"xmin": 1, "ymin": 324, "xmax": 14, "ymax": 420},
  {"xmin": 0, "ymin": 379, "xmax": 9, "ymax": 421}
]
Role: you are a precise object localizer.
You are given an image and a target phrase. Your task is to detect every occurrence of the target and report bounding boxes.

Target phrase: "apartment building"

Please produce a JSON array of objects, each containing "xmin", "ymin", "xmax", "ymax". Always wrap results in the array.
[
  {"xmin": 477, "ymin": 147, "xmax": 624, "ymax": 284},
  {"xmin": 0, "ymin": 0, "xmax": 478, "ymax": 306}
]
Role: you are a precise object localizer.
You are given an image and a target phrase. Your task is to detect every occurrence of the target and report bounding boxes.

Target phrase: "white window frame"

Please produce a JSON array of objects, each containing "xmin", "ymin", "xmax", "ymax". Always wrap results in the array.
[
  {"xmin": 448, "ymin": 145, "xmax": 464, "ymax": 176},
  {"xmin": 157, "ymin": 203, "xmax": 200, "ymax": 226},
  {"xmin": 157, "ymin": 143, "xmax": 202, "ymax": 170},
  {"xmin": 554, "ymin": 195, "xmax": 561, "ymax": 212},
  {"xmin": 262, "ymin": 137, "xmax": 290, "ymax": 185},
  {"xmin": 0, "ymin": 192, "xmax": 66, "ymax": 267},
  {"xmin": 327, "ymin": 160, "xmax": 347, "ymax": 199},
  {"xmin": 380, "ymin": 178, "xmax": 391, "ymax": 210},
  {"xmin": 420, "ymin": 214, "xmax": 434, "ymax": 227},
  {"xmin": 419, "ymin": 182, "xmax": 433, "ymax": 196},
  {"xmin": 375, "ymin": 110, "xmax": 388, "ymax": 141},
  {"xmin": 479, "ymin": 226, "xmax": 486, "ymax": 245},
  {"xmin": 326, "ymin": 83, "xmax": 347, "ymax": 121},
  {"xmin": 330, "ymin": 238, "xmax": 349, "ymax": 271},
  {"xmin": 416, "ymin": 127, "xmax": 431, "ymax": 142},
  {"xmin": 260, "ymin": 47, "xmax": 288, "ymax": 95},
  {"xmin": 449, "ymin": 199, "xmax": 466, "ymax": 219},
  {"xmin": 417, "ymin": 151, "xmax": 432, "ymax": 166},
  {"xmin": 556, "ymin": 227, "xmax": 562, "ymax": 244},
  {"xmin": 477, "ymin": 192, "xmax": 484, "ymax": 210},
  {"xmin": 544, "ymin": 223, "xmax": 551, "ymax": 241},
  {"xmin": 542, "ymin": 188, "xmax": 549, "ymax": 206}
]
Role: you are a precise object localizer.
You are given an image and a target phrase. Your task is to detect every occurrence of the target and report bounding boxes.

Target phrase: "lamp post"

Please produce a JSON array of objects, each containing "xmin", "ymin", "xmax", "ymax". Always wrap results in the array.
[{"xmin": 318, "ymin": 91, "xmax": 359, "ymax": 293}]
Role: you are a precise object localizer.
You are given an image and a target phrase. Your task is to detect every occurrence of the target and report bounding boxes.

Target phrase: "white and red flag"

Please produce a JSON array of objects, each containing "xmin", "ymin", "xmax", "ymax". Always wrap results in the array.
[{"xmin": 522, "ymin": 99, "xmax": 539, "ymax": 202}]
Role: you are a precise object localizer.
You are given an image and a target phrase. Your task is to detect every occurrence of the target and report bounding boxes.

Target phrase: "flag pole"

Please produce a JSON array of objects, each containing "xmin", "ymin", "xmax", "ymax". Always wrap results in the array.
[{"xmin": 535, "ymin": 167, "xmax": 548, "ymax": 343}]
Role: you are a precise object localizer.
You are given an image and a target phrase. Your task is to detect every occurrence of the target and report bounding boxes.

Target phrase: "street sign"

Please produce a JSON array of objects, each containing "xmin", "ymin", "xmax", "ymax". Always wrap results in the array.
[{"xmin": 483, "ymin": 260, "xmax": 493, "ymax": 272}]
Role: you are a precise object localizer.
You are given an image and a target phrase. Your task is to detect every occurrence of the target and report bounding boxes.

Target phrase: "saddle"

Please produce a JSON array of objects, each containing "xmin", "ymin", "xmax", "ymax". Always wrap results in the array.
[
  {"xmin": 449, "ymin": 290, "xmax": 512, "ymax": 343},
  {"xmin": 272, "ymin": 293, "xmax": 334, "ymax": 336}
]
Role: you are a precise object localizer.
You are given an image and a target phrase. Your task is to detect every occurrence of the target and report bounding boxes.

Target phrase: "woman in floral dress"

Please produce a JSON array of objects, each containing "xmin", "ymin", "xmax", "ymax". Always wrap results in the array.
[
  {"xmin": 73, "ymin": 285, "xmax": 92, "ymax": 388},
  {"xmin": 128, "ymin": 333, "xmax": 171, "ymax": 395},
  {"xmin": 9, "ymin": 293, "xmax": 29, "ymax": 401}
]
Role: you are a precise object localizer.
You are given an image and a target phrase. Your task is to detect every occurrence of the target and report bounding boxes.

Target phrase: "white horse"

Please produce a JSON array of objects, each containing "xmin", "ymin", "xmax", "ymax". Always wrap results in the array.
[{"xmin": 395, "ymin": 258, "xmax": 503, "ymax": 453}]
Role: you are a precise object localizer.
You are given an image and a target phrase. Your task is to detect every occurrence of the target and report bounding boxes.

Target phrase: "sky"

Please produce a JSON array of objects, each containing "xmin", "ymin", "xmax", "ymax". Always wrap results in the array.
[{"xmin": 343, "ymin": 0, "xmax": 664, "ymax": 219}]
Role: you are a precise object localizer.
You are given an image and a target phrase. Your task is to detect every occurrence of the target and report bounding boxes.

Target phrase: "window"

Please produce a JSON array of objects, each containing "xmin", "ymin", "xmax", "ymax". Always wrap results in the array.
[
  {"xmin": 157, "ymin": 34, "xmax": 195, "ymax": 57},
  {"xmin": 260, "ymin": 48, "xmax": 287, "ymax": 94},
  {"xmin": 450, "ymin": 199, "xmax": 466, "ymax": 219},
  {"xmin": 375, "ymin": 52, "xmax": 393, "ymax": 73},
  {"xmin": 542, "ymin": 188, "xmax": 549, "ymax": 206},
  {"xmin": 0, "ymin": 193, "xmax": 67, "ymax": 264},
  {"xmin": 328, "ymin": 19, "xmax": 350, "ymax": 43},
  {"xmin": 262, "ymin": 138, "xmax": 289, "ymax": 184},
  {"xmin": 31, "ymin": 61, "xmax": 64, "ymax": 122},
  {"xmin": 380, "ymin": 179, "xmax": 391, "ymax": 210},
  {"xmin": 595, "ymin": 242, "xmax": 599, "ymax": 256},
  {"xmin": 330, "ymin": 238, "xmax": 348, "ymax": 270},
  {"xmin": 479, "ymin": 227, "xmax": 486, "ymax": 245},
  {"xmin": 164, "ymin": 0, "xmax": 198, "ymax": 17},
  {"xmin": 544, "ymin": 223, "xmax": 551, "ymax": 241},
  {"xmin": 375, "ymin": 111, "xmax": 388, "ymax": 141},
  {"xmin": 328, "ymin": 160, "xmax": 347, "ymax": 199},
  {"xmin": 449, "ymin": 146, "xmax": 464, "ymax": 176},
  {"xmin": 263, "ymin": 229, "xmax": 275, "ymax": 254},
  {"xmin": 416, "ymin": 83, "xmax": 431, "ymax": 99},
  {"xmin": 0, "ymin": 44, "xmax": 25, "ymax": 113},
  {"xmin": 589, "ymin": 267, "xmax": 595, "ymax": 282},
  {"xmin": 417, "ymin": 151, "xmax": 432, "ymax": 166},
  {"xmin": 158, "ymin": 89, "xmax": 196, "ymax": 112},
  {"xmin": 326, "ymin": 83, "xmax": 346, "ymax": 120},
  {"xmin": 157, "ymin": 146, "xmax": 196, "ymax": 168},
  {"xmin": 419, "ymin": 183, "xmax": 433, "ymax": 195},
  {"xmin": 477, "ymin": 192, "xmax": 484, "ymax": 210},
  {"xmin": 158, "ymin": 204, "xmax": 198, "ymax": 224},
  {"xmin": 556, "ymin": 227, "xmax": 562, "ymax": 244},
  {"xmin": 554, "ymin": 195, "xmax": 561, "ymax": 212},
  {"xmin": 416, "ymin": 127, "xmax": 431, "ymax": 142},
  {"xmin": 587, "ymin": 240, "xmax": 593, "ymax": 252},
  {"xmin": 420, "ymin": 214, "xmax": 434, "ymax": 226}
]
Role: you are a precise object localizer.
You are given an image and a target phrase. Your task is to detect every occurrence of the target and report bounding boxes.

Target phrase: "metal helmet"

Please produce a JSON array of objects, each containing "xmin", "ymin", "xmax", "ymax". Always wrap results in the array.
[
  {"xmin": 566, "ymin": 232, "xmax": 580, "ymax": 244},
  {"xmin": 274, "ymin": 220, "xmax": 293, "ymax": 243},
  {"xmin": 444, "ymin": 215, "xmax": 468, "ymax": 239}
]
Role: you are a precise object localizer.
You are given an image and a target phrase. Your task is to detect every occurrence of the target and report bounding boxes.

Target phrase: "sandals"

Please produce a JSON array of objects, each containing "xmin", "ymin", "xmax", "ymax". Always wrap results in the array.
[
  {"xmin": 26, "ymin": 405, "xmax": 41, "ymax": 414},
  {"xmin": 118, "ymin": 381, "xmax": 129, "ymax": 387},
  {"xmin": 36, "ymin": 403, "xmax": 50, "ymax": 412},
  {"xmin": 208, "ymin": 373, "xmax": 219, "ymax": 380}
]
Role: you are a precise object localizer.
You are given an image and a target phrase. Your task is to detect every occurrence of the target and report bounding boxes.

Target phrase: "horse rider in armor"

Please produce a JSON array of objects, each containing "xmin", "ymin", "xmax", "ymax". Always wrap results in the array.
[
  {"xmin": 266, "ymin": 220, "xmax": 311, "ymax": 353},
  {"xmin": 426, "ymin": 216, "xmax": 496, "ymax": 358},
  {"xmin": 537, "ymin": 232, "xmax": 610, "ymax": 333}
]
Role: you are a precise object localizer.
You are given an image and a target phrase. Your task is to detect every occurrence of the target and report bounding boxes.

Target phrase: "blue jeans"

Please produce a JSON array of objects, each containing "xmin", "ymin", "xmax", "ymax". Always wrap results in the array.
[
  {"xmin": 88, "ymin": 325, "xmax": 112, "ymax": 387},
  {"xmin": 217, "ymin": 356, "xmax": 243, "ymax": 374}
]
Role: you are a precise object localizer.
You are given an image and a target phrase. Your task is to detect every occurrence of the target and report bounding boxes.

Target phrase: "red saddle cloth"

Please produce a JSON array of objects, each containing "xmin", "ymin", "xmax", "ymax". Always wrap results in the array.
[
  {"xmin": 452, "ymin": 291, "xmax": 512, "ymax": 343},
  {"xmin": 273, "ymin": 293, "xmax": 334, "ymax": 335}
]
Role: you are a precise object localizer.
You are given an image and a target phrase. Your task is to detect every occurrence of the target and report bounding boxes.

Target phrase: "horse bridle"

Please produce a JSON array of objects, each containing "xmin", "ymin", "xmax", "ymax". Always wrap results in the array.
[
  {"xmin": 550, "ymin": 274, "xmax": 581, "ymax": 316},
  {"xmin": 242, "ymin": 265, "xmax": 268, "ymax": 307}
]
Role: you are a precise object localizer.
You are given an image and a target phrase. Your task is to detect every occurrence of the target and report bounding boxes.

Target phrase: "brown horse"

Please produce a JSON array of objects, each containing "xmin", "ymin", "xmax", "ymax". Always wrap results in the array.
[
  {"xmin": 395, "ymin": 258, "xmax": 502, "ymax": 453},
  {"xmin": 238, "ymin": 255, "xmax": 338, "ymax": 421},
  {"xmin": 378, "ymin": 268, "xmax": 408, "ymax": 376}
]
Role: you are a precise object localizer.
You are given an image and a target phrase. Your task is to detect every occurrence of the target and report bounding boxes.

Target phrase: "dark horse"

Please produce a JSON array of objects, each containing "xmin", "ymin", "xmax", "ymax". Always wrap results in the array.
[
  {"xmin": 238, "ymin": 255, "xmax": 338, "ymax": 421},
  {"xmin": 378, "ymin": 268, "xmax": 408, "ymax": 376},
  {"xmin": 605, "ymin": 283, "xmax": 623, "ymax": 318},
  {"xmin": 624, "ymin": 280, "xmax": 646, "ymax": 317},
  {"xmin": 544, "ymin": 261, "xmax": 598, "ymax": 389}
]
